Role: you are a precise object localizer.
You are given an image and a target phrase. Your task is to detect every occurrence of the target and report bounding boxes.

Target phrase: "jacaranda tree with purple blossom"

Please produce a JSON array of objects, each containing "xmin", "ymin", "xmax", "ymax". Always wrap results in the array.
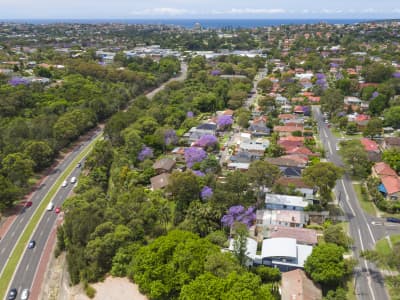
[
  {"xmin": 221, "ymin": 205, "xmax": 256, "ymax": 228},
  {"xmin": 184, "ymin": 147, "xmax": 207, "ymax": 168},
  {"xmin": 217, "ymin": 115, "xmax": 233, "ymax": 130},
  {"xmin": 200, "ymin": 186, "xmax": 213, "ymax": 200},
  {"xmin": 195, "ymin": 134, "xmax": 218, "ymax": 150},
  {"xmin": 138, "ymin": 146, "xmax": 153, "ymax": 161},
  {"xmin": 8, "ymin": 77, "xmax": 29, "ymax": 86},
  {"xmin": 164, "ymin": 129, "xmax": 178, "ymax": 146},
  {"xmin": 186, "ymin": 111, "xmax": 194, "ymax": 118}
]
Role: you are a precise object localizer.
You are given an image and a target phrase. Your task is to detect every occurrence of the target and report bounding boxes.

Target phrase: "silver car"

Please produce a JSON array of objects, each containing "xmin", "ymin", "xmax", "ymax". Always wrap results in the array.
[{"xmin": 20, "ymin": 289, "xmax": 29, "ymax": 300}]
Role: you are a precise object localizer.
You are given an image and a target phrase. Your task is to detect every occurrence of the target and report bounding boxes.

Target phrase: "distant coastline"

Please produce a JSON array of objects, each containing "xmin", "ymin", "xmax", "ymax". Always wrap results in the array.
[{"xmin": 0, "ymin": 18, "xmax": 382, "ymax": 28}]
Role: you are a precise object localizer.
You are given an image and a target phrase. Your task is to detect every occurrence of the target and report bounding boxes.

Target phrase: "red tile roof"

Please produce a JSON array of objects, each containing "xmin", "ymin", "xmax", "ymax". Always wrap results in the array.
[
  {"xmin": 286, "ymin": 146, "xmax": 316, "ymax": 156},
  {"xmin": 373, "ymin": 162, "xmax": 397, "ymax": 177},
  {"xmin": 381, "ymin": 176, "xmax": 400, "ymax": 195},
  {"xmin": 281, "ymin": 269, "xmax": 322, "ymax": 300},
  {"xmin": 360, "ymin": 138, "xmax": 379, "ymax": 152},
  {"xmin": 280, "ymin": 136, "xmax": 305, "ymax": 142},
  {"xmin": 355, "ymin": 114, "xmax": 370, "ymax": 122}
]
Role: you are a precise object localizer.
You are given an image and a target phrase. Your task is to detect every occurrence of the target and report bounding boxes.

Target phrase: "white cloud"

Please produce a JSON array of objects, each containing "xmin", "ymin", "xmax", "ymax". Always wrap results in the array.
[
  {"xmin": 130, "ymin": 7, "xmax": 192, "ymax": 16},
  {"xmin": 212, "ymin": 8, "xmax": 285, "ymax": 15}
]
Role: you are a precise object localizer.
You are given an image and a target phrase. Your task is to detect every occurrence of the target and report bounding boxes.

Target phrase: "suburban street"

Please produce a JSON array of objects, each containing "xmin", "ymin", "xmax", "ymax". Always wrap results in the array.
[
  {"xmin": 3, "ymin": 62, "xmax": 189, "ymax": 299},
  {"xmin": 313, "ymin": 105, "xmax": 391, "ymax": 300}
]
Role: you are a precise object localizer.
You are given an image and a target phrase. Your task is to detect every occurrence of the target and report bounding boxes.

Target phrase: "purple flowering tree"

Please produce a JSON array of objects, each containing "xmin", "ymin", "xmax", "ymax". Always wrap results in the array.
[
  {"xmin": 186, "ymin": 111, "xmax": 194, "ymax": 118},
  {"xmin": 184, "ymin": 147, "xmax": 207, "ymax": 168},
  {"xmin": 138, "ymin": 146, "xmax": 153, "ymax": 161},
  {"xmin": 221, "ymin": 205, "xmax": 256, "ymax": 228},
  {"xmin": 195, "ymin": 134, "xmax": 218, "ymax": 149},
  {"xmin": 8, "ymin": 77, "xmax": 29, "ymax": 86},
  {"xmin": 211, "ymin": 69, "xmax": 221, "ymax": 76},
  {"xmin": 201, "ymin": 186, "xmax": 213, "ymax": 200},
  {"xmin": 164, "ymin": 129, "xmax": 178, "ymax": 146},
  {"xmin": 393, "ymin": 72, "xmax": 400, "ymax": 79},
  {"xmin": 217, "ymin": 115, "xmax": 233, "ymax": 129},
  {"xmin": 192, "ymin": 170, "xmax": 205, "ymax": 177},
  {"xmin": 371, "ymin": 91, "xmax": 379, "ymax": 99}
]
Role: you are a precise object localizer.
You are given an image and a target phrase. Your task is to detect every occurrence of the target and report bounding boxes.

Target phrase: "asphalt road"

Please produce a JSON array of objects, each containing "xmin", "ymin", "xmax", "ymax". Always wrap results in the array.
[
  {"xmin": 4, "ymin": 62, "xmax": 189, "ymax": 299},
  {"xmin": 8, "ymin": 162, "xmax": 86, "ymax": 297},
  {"xmin": 313, "ymin": 106, "xmax": 390, "ymax": 300},
  {"xmin": 0, "ymin": 132, "xmax": 100, "ymax": 281}
]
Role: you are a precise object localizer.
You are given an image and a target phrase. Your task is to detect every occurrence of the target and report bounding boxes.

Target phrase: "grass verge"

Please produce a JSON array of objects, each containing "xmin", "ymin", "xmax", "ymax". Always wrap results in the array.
[
  {"xmin": 0, "ymin": 134, "xmax": 101, "ymax": 299},
  {"xmin": 353, "ymin": 183, "xmax": 377, "ymax": 216},
  {"xmin": 346, "ymin": 276, "xmax": 357, "ymax": 300}
]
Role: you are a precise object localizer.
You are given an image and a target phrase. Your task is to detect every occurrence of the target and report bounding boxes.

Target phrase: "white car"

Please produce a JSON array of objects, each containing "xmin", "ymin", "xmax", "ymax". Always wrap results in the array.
[
  {"xmin": 46, "ymin": 202, "xmax": 54, "ymax": 211},
  {"xmin": 70, "ymin": 177, "xmax": 77, "ymax": 184},
  {"xmin": 61, "ymin": 180, "xmax": 68, "ymax": 187},
  {"xmin": 20, "ymin": 288, "xmax": 29, "ymax": 300}
]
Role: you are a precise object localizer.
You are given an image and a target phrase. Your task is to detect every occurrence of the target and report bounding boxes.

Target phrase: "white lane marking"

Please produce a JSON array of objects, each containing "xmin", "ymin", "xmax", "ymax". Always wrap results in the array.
[
  {"xmin": 19, "ymin": 218, "xmax": 24, "ymax": 224},
  {"xmin": 324, "ymin": 131, "xmax": 328, "ymax": 139},
  {"xmin": 327, "ymin": 140, "xmax": 333, "ymax": 154},
  {"xmin": 340, "ymin": 180, "xmax": 356, "ymax": 216},
  {"xmin": 46, "ymin": 216, "xmax": 50, "ymax": 223},
  {"xmin": 25, "ymin": 263, "xmax": 30, "ymax": 272},
  {"xmin": 366, "ymin": 222, "xmax": 376, "ymax": 244},
  {"xmin": 358, "ymin": 229, "xmax": 365, "ymax": 251}
]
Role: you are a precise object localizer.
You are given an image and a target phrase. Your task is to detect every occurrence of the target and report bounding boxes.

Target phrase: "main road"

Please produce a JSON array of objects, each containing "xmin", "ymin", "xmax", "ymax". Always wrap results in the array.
[
  {"xmin": 313, "ymin": 106, "xmax": 388, "ymax": 300},
  {"xmin": 4, "ymin": 62, "xmax": 188, "ymax": 299}
]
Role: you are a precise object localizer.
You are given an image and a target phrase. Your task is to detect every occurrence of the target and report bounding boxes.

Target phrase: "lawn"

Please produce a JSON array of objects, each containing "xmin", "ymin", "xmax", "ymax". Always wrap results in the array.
[
  {"xmin": 0, "ymin": 134, "xmax": 101, "ymax": 300},
  {"xmin": 353, "ymin": 183, "xmax": 377, "ymax": 216}
]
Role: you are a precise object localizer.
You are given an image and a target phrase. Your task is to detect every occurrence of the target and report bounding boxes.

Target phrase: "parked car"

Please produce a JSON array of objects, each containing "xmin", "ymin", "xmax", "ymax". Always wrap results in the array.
[
  {"xmin": 70, "ymin": 176, "xmax": 77, "ymax": 184},
  {"xmin": 7, "ymin": 288, "xmax": 17, "ymax": 300},
  {"xmin": 77, "ymin": 162, "xmax": 82, "ymax": 168},
  {"xmin": 25, "ymin": 201, "xmax": 33, "ymax": 207},
  {"xmin": 55, "ymin": 207, "xmax": 61, "ymax": 214},
  {"xmin": 386, "ymin": 217, "xmax": 400, "ymax": 223},
  {"xmin": 20, "ymin": 289, "xmax": 29, "ymax": 300},
  {"xmin": 28, "ymin": 240, "xmax": 36, "ymax": 249},
  {"xmin": 61, "ymin": 180, "xmax": 68, "ymax": 187}
]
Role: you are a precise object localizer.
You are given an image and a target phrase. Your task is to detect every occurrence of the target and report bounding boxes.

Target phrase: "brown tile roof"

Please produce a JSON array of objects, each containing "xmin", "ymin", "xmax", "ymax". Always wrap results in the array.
[
  {"xmin": 150, "ymin": 173, "xmax": 170, "ymax": 190},
  {"xmin": 280, "ymin": 136, "xmax": 305, "ymax": 142},
  {"xmin": 278, "ymin": 114, "xmax": 297, "ymax": 120},
  {"xmin": 286, "ymin": 146, "xmax": 316, "ymax": 157},
  {"xmin": 281, "ymin": 269, "xmax": 322, "ymax": 300},
  {"xmin": 152, "ymin": 158, "xmax": 176, "ymax": 172},
  {"xmin": 276, "ymin": 177, "xmax": 312, "ymax": 189},
  {"xmin": 280, "ymin": 154, "xmax": 309, "ymax": 165},
  {"xmin": 385, "ymin": 137, "xmax": 400, "ymax": 147},
  {"xmin": 266, "ymin": 157, "xmax": 305, "ymax": 168},
  {"xmin": 267, "ymin": 226, "xmax": 318, "ymax": 245}
]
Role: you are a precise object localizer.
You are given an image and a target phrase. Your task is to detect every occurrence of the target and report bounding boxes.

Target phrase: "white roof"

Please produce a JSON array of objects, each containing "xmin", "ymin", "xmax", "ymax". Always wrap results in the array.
[
  {"xmin": 265, "ymin": 194, "xmax": 308, "ymax": 208},
  {"xmin": 261, "ymin": 237, "xmax": 297, "ymax": 259},
  {"xmin": 227, "ymin": 162, "xmax": 250, "ymax": 170}
]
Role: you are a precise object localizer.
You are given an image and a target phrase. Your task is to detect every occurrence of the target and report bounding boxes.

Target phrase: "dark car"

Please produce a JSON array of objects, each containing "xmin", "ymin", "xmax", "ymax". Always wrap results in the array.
[
  {"xmin": 77, "ymin": 162, "xmax": 82, "ymax": 168},
  {"xmin": 8, "ymin": 288, "xmax": 17, "ymax": 300},
  {"xmin": 28, "ymin": 240, "xmax": 36, "ymax": 249},
  {"xmin": 386, "ymin": 217, "xmax": 400, "ymax": 223},
  {"xmin": 25, "ymin": 201, "xmax": 33, "ymax": 207}
]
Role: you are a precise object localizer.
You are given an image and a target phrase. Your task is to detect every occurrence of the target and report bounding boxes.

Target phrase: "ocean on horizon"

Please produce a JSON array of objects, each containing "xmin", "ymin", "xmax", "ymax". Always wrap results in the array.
[{"xmin": 0, "ymin": 18, "xmax": 376, "ymax": 28}]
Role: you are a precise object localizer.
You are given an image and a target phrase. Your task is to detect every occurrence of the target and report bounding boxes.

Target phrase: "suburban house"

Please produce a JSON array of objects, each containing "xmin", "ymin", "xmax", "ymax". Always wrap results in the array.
[
  {"xmin": 360, "ymin": 138, "xmax": 381, "ymax": 161},
  {"xmin": 266, "ymin": 157, "xmax": 305, "ymax": 177},
  {"xmin": 150, "ymin": 173, "xmax": 170, "ymax": 191},
  {"xmin": 248, "ymin": 123, "xmax": 271, "ymax": 137},
  {"xmin": 227, "ymin": 162, "xmax": 250, "ymax": 171},
  {"xmin": 183, "ymin": 123, "xmax": 217, "ymax": 143},
  {"xmin": 239, "ymin": 139, "xmax": 270, "ymax": 156},
  {"xmin": 281, "ymin": 269, "xmax": 322, "ymax": 300},
  {"xmin": 382, "ymin": 137, "xmax": 400, "ymax": 150},
  {"xmin": 263, "ymin": 225, "xmax": 318, "ymax": 246},
  {"xmin": 371, "ymin": 162, "xmax": 400, "ymax": 200},
  {"xmin": 275, "ymin": 177, "xmax": 315, "ymax": 197},
  {"xmin": 228, "ymin": 237, "xmax": 313, "ymax": 271},
  {"xmin": 230, "ymin": 151, "xmax": 259, "ymax": 163},
  {"xmin": 256, "ymin": 209, "xmax": 309, "ymax": 228},
  {"xmin": 273, "ymin": 125, "xmax": 304, "ymax": 137},
  {"xmin": 265, "ymin": 193, "xmax": 311, "ymax": 211},
  {"xmin": 152, "ymin": 158, "xmax": 176, "ymax": 174}
]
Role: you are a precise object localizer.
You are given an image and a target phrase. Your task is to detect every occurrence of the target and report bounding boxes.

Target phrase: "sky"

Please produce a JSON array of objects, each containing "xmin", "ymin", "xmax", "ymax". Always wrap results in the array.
[{"xmin": 1, "ymin": 0, "xmax": 400, "ymax": 19}]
